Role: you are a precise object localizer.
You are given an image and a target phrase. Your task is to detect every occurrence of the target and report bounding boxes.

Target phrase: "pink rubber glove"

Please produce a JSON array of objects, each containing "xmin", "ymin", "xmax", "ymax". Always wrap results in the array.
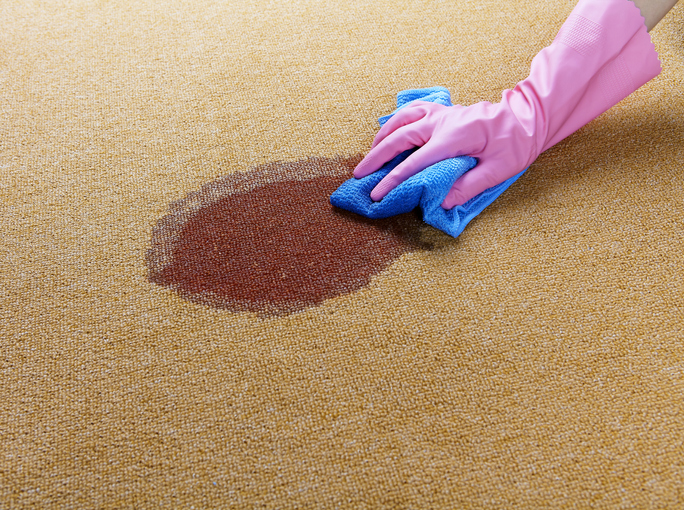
[
  {"xmin": 541, "ymin": 18, "xmax": 661, "ymax": 151},
  {"xmin": 353, "ymin": 0, "xmax": 661, "ymax": 209}
]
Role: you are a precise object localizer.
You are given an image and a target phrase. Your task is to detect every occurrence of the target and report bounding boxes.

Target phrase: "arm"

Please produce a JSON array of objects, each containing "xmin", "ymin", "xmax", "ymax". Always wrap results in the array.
[{"xmin": 631, "ymin": 0, "xmax": 679, "ymax": 30}]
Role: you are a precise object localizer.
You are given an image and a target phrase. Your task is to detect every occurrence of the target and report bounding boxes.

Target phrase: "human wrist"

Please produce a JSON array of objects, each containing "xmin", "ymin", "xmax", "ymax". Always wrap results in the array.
[{"xmin": 629, "ymin": 0, "xmax": 679, "ymax": 31}]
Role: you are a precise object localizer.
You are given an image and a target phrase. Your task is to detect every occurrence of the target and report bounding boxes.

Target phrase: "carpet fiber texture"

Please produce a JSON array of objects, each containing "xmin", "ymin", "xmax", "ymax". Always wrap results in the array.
[{"xmin": 2, "ymin": 0, "xmax": 683, "ymax": 508}]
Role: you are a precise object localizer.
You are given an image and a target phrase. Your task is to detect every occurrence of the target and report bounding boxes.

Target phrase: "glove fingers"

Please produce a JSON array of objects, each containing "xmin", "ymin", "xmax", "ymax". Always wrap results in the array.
[
  {"xmin": 371, "ymin": 142, "xmax": 458, "ymax": 201},
  {"xmin": 370, "ymin": 101, "xmax": 431, "ymax": 149},
  {"xmin": 353, "ymin": 122, "xmax": 431, "ymax": 179}
]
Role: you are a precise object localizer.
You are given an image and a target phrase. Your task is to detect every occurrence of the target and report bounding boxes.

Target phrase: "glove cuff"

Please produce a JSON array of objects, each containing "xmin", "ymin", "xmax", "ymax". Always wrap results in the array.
[{"xmin": 542, "ymin": 7, "xmax": 661, "ymax": 151}]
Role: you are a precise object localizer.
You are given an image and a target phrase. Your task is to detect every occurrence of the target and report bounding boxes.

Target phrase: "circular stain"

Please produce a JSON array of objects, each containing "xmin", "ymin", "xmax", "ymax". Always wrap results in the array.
[{"xmin": 147, "ymin": 155, "xmax": 432, "ymax": 315}]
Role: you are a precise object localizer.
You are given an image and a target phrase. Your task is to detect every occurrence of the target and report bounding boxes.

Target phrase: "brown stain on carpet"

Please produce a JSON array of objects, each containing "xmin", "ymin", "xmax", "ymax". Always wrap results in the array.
[{"xmin": 147, "ymin": 155, "xmax": 431, "ymax": 315}]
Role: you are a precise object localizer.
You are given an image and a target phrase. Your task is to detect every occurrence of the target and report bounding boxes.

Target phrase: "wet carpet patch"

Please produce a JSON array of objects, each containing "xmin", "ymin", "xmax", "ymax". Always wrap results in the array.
[{"xmin": 147, "ymin": 155, "xmax": 431, "ymax": 315}]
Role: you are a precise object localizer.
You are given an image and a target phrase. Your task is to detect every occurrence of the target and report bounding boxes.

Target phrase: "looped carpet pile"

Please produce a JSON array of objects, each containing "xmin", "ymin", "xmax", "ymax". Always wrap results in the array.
[{"xmin": 1, "ymin": 0, "xmax": 683, "ymax": 507}]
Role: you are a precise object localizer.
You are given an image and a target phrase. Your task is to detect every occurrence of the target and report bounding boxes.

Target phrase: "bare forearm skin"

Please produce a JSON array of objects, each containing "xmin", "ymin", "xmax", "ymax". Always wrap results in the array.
[{"xmin": 630, "ymin": 0, "xmax": 679, "ymax": 30}]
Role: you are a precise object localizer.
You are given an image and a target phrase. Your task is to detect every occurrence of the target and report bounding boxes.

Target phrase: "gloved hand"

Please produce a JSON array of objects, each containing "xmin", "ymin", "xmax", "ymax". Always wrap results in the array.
[{"xmin": 353, "ymin": 0, "xmax": 661, "ymax": 209}]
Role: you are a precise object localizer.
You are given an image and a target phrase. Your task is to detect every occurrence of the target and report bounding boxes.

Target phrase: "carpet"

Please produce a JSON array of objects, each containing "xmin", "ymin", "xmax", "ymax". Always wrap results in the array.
[{"xmin": 1, "ymin": 0, "xmax": 683, "ymax": 507}]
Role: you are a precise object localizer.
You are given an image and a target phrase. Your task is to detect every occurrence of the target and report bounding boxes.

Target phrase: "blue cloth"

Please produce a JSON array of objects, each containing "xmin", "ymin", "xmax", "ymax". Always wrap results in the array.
[{"xmin": 330, "ymin": 86, "xmax": 527, "ymax": 238}]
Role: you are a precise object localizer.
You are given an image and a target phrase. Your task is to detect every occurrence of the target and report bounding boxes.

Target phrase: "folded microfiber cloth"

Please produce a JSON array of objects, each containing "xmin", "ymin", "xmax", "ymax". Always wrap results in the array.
[{"xmin": 330, "ymin": 86, "xmax": 527, "ymax": 238}]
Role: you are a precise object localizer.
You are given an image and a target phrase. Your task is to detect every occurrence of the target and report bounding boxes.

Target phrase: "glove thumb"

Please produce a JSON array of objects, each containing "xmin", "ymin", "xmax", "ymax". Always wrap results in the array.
[{"xmin": 441, "ymin": 159, "xmax": 510, "ymax": 209}]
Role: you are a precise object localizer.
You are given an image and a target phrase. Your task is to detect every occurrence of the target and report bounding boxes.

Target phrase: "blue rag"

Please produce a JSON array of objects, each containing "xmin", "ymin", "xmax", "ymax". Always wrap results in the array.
[{"xmin": 330, "ymin": 87, "xmax": 527, "ymax": 238}]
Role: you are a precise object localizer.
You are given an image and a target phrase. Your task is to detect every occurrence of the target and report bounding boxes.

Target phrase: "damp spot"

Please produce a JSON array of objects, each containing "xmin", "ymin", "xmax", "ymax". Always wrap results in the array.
[{"xmin": 147, "ymin": 155, "xmax": 432, "ymax": 315}]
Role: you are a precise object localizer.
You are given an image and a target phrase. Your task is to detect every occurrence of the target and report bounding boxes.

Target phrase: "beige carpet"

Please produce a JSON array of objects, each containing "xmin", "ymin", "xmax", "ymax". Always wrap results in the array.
[{"xmin": 2, "ymin": 0, "xmax": 683, "ymax": 507}]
